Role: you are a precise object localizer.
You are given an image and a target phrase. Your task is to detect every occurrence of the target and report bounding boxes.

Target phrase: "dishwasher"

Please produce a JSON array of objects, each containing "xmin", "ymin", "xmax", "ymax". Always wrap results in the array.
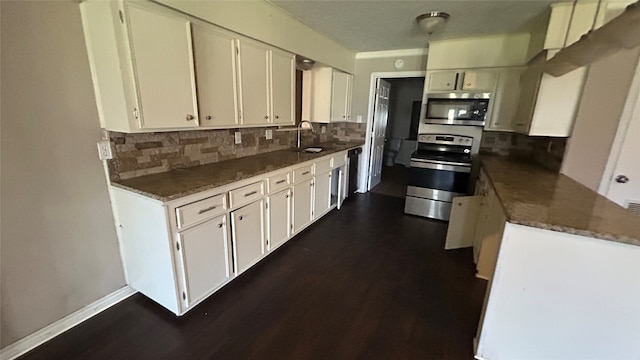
[{"xmin": 347, "ymin": 147, "xmax": 362, "ymax": 197}]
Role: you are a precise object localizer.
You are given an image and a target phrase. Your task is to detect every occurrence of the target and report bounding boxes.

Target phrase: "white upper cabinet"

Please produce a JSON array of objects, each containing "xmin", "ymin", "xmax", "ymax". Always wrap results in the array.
[
  {"xmin": 428, "ymin": 72, "xmax": 458, "ymax": 91},
  {"xmin": 270, "ymin": 49, "xmax": 295, "ymax": 125},
  {"xmin": 127, "ymin": 3, "xmax": 199, "ymax": 129},
  {"xmin": 191, "ymin": 24, "xmax": 239, "ymax": 128},
  {"xmin": 81, "ymin": 1, "xmax": 295, "ymax": 133},
  {"xmin": 486, "ymin": 67, "xmax": 525, "ymax": 132},
  {"xmin": 461, "ymin": 71, "xmax": 497, "ymax": 91},
  {"xmin": 237, "ymin": 38, "xmax": 271, "ymax": 126},
  {"xmin": 426, "ymin": 70, "xmax": 496, "ymax": 92},
  {"xmin": 302, "ymin": 67, "xmax": 353, "ymax": 123}
]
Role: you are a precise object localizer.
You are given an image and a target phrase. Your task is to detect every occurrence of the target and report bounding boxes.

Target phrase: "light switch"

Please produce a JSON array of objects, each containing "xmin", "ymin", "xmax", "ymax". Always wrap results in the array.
[
  {"xmin": 265, "ymin": 129, "xmax": 273, "ymax": 140},
  {"xmin": 234, "ymin": 131, "xmax": 242, "ymax": 144}
]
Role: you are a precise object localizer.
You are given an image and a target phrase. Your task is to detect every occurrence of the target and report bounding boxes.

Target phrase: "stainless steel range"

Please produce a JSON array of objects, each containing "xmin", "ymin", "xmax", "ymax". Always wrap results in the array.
[{"xmin": 404, "ymin": 132, "xmax": 477, "ymax": 221}]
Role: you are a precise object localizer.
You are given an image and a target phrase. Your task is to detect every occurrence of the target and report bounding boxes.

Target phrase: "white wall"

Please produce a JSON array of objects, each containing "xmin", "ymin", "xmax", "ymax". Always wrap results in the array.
[
  {"xmin": 156, "ymin": 0, "xmax": 355, "ymax": 73},
  {"xmin": 0, "ymin": 0, "xmax": 125, "ymax": 348},
  {"xmin": 561, "ymin": 48, "xmax": 640, "ymax": 191}
]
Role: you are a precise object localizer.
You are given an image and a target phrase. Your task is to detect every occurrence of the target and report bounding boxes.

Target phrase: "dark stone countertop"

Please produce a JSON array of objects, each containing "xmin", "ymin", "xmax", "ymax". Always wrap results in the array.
[
  {"xmin": 481, "ymin": 155, "xmax": 640, "ymax": 247},
  {"xmin": 111, "ymin": 141, "xmax": 364, "ymax": 202}
]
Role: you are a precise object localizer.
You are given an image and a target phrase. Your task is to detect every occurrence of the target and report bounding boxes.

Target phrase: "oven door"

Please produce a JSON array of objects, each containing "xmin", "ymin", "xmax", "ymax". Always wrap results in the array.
[
  {"xmin": 407, "ymin": 159, "xmax": 471, "ymax": 202},
  {"xmin": 424, "ymin": 95, "xmax": 489, "ymax": 126}
]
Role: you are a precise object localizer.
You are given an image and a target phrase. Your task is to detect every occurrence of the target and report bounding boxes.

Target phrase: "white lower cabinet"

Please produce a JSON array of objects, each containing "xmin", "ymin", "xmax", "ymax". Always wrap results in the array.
[
  {"xmin": 111, "ymin": 150, "xmax": 351, "ymax": 316},
  {"xmin": 314, "ymin": 171, "xmax": 332, "ymax": 218},
  {"xmin": 231, "ymin": 199, "xmax": 265, "ymax": 275},
  {"xmin": 267, "ymin": 189, "xmax": 292, "ymax": 251},
  {"xmin": 177, "ymin": 214, "xmax": 231, "ymax": 308},
  {"xmin": 293, "ymin": 179, "xmax": 314, "ymax": 233}
]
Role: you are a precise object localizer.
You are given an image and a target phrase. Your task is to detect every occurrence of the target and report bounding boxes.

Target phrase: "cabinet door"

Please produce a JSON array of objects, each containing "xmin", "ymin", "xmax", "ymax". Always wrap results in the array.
[
  {"xmin": 237, "ymin": 39, "xmax": 270, "ymax": 126},
  {"xmin": 267, "ymin": 189, "xmax": 291, "ymax": 251},
  {"xmin": 487, "ymin": 67, "xmax": 524, "ymax": 131},
  {"xmin": 346, "ymin": 74, "xmax": 353, "ymax": 122},
  {"xmin": 191, "ymin": 24, "xmax": 239, "ymax": 128},
  {"xmin": 231, "ymin": 199, "xmax": 265, "ymax": 275},
  {"xmin": 331, "ymin": 70, "xmax": 349, "ymax": 122},
  {"xmin": 177, "ymin": 215, "xmax": 231, "ymax": 308},
  {"xmin": 514, "ymin": 53, "xmax": 545, "ymax": 133},
  {"xmin": 270, "ymin": 50, "xmax": 295, "ymax": 125},
  {"xmin": 292, "ymin": 179, "xmax": 313, "ymax": 233},
  {"xmin": 461, "ymin": 71, "xmax": 496, "ymax": 91},
  {"xmin": 314, "ymin": 172, "xmax": 332, "ymax": 217},
  {"xmin": 428, "ymin": 72, "xmax": 458, "ymax": 91},
  {"xmin": 126, "ymin": 4, "xmax": 198, "ymax": 129}
]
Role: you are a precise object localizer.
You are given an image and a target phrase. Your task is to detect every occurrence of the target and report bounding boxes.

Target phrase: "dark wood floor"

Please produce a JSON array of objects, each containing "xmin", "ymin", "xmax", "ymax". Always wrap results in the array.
[
  {"xmin": 370, "ymin": 165, "xmax": 408, "ymax": 198},
  {"xmin": 21, "ymin": 193, "xmax": 486, "ymax": 360}
]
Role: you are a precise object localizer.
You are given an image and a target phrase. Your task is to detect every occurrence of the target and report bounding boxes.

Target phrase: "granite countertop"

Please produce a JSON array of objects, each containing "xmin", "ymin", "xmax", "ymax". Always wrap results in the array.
[
  {"xmin": 481, "ymin": 155, "xmax": 640, "ymax": 247},
  {"xmin": 111, "ymin": 141, "xmax": 364, "ymax": 202}
]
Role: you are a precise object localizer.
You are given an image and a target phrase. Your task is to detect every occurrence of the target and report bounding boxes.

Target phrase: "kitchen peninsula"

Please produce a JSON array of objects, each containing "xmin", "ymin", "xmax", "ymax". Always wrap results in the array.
[{"xmin": 473, "ymin": 156, "xmax": 640, "ymax": 360}]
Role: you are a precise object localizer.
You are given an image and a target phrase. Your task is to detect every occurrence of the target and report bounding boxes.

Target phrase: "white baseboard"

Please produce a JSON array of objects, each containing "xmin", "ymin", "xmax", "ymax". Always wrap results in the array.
[{"xmin": 0, "ymin": 286, "xmax": 137, "ymax": 360}]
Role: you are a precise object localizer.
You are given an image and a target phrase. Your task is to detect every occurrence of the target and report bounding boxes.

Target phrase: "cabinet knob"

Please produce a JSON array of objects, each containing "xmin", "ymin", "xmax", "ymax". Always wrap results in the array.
[
  {"xmin": 218, "ymin": 223, "xmax": 223, "ymax": 228},
  {"xmin": 238, "ymin": 216, "xmax": 243, "ymax": 221},
  {"xmin": 342, "ymin": 115, "xmax": 346, "ymax": 118},
  {"xmin": 275, "ymin": 115, "xmax": 280, "ymax": 119},
  {"xmin": 285, "ymin": 194, "xmax": 289, "ymax": 198},
  {"xmin": 205, "ymin": 115, "xmax": 212, "ymax": 120},
  {"xmin": 186, "ymin": 114, "xmax": 195, "ymax": 121},
  {"xmin": 466, "ymin": 83, "xmax": 471, "ymax": 86},
  {"xmin": 615, "ymin": 175, "xmax": 629, "ymax": 184},
  {"xmin": 264, "ymin": 115, "xmax": 269, "ymax": 120}
]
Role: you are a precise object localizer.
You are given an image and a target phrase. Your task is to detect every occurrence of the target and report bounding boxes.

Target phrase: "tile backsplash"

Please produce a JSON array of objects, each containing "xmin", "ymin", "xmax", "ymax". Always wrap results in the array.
[
  {"xmin": 481, "ymin": 131, "xmax": 567, "ymax": 171},
  {"xmin": 107, "ymin": 122, "xmax": 367, "ymax": 181}
]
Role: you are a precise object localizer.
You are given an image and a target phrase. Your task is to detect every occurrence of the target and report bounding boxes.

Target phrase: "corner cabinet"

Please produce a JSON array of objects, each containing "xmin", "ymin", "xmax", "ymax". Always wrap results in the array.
[
  {"xmin": 302, "ymin": 67, "xmax": 353, "ymax": 123},
  {"xmin": 110, "ymin": 149, "xmax": 352, "ymax": 315},
  {"xmin": 80, "ymin": 0, "xmax": 294, "ymax": 132}
]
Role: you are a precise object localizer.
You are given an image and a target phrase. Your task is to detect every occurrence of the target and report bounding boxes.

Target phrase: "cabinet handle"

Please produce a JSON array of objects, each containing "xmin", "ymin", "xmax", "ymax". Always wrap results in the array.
[
  {"xmin": 244, "ymin": 190, "xmax": 258, "ymax": 197},
  {"xmin": 205, "ymin": 115, "xmax": 212, "ymax": 120},
  {"xmin": 239, "ymin": 216, "xmax": 243, "ymax": 221},
  {"xmin": 466, "ymin": 83, "xmax": 471, "ymax": 86},
  {"xmin": 218, "ymin": 223, "xmax": 223, "ymax": 228},
  {"xmin": 310, "ymin": 182, "xmax": 314, "ymax": 187},
  {"xmin": 264, "ymin": 115, "xmax": 269, "ymax": 120},
  {"xmin": 515, "ymin": 123, "xmax": 524, "ymax": 126},
  {"xmin": 302, "ymin": 171, "xmax": 310, "ymax": 175},
  {"xmin": 186, "ymin": 114, "xmax": 195, "ymax": 121},
  {"xmin": 276, "ymin": 179, "xmax": 286, "ymax": 184},
  {"xmin": 198, "ymin": 206, "xmax": 217, "ymax": 214}
]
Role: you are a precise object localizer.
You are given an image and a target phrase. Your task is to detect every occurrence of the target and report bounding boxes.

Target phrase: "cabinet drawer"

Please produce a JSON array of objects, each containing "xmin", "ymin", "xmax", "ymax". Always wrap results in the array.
[
  {"xmin": 332, "ymin": 153, "xmax": 346, "ymax": 168},
  {"xmin": 292, "ymin": 164, "xmax": 314, "ymax": 183},
  {"xmin": 268, "ymin": 171, "xmax": 291, "ymax": 193},
  {"xmin": 176, "ymin": 194, "xmax": 227, "ymax": 229},
  {"xmin": 315, "ymin": 158, "xmax": 332, "ymax": 174},
  {"xmin": 229, "ymin": 181, "xmax": 265, "ymax": 208}
]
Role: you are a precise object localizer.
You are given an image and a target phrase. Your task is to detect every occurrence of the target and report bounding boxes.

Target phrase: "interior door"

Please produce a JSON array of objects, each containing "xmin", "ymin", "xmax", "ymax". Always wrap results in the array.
[
  {"xmin": 368, "ymin": 79, "xmax": 391, "ymax": 190},
  {"xmin": 605, "ymin": 89, "xmax": 640, "ymax": 211}
]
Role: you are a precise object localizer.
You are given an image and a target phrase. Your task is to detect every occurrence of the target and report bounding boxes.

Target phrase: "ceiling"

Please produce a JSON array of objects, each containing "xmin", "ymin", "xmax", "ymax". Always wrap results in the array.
[{"xmin": 269, "ymin": 0, "xmax": 564, "ymax": 52}]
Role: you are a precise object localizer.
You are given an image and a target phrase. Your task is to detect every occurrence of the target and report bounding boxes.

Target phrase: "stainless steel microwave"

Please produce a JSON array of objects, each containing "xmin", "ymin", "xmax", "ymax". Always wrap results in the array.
[{"xmin": 424, "ymin": 92, "xmax": 491, "ymax": 126}]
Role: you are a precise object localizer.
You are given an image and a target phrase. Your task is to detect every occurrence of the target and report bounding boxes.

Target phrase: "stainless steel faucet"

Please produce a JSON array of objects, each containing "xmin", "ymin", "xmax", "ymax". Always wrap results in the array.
[{"xmin": 297, "ymin": 120, "xmax": 316, "ymax": 148}]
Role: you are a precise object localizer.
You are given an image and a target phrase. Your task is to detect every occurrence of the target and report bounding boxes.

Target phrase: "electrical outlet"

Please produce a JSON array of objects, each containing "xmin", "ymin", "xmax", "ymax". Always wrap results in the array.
[
  {"xmin": 234, "ymin": 131, "xmax": 242, "ymax": 144},
  {"xmin": 97, "ymin": 140, "xmax": 113, "ymax": 160},
  {"xmin": 265, "ymin": 129, "xmax": 273, "ymax": 140},
  {"xmin": 321, "ymin": 125, "xmax": 326, "ymax": 134}
]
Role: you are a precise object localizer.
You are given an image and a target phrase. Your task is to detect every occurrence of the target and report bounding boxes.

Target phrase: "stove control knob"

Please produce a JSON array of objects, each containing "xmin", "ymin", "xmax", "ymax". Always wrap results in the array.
[{"xmin": 459, "ymin": 139, "xmax": 464, "ymax": 143}]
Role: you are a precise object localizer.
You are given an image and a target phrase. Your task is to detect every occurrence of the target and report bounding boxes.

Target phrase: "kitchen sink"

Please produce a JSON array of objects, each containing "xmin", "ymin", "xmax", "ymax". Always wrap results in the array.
[{"xmin": 292, "ymin": 146, "xmax": 334, "ymax": 153}]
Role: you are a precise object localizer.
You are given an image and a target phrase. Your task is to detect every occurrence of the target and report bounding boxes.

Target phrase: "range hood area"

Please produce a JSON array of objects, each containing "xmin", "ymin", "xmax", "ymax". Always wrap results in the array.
[{"xmin": 545, "ymin": 1, "xmax": 640, "ymax": 76}]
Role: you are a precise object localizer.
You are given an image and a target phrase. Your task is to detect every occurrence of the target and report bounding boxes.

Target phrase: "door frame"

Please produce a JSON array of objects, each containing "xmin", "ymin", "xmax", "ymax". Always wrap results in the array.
[
  {"xmin": 598, "ymin": 57, "xmax": 640, "ymax": 195},
  {"xmin": 362, "ymin": 71, "xmax": 425, "ymax": 192}
]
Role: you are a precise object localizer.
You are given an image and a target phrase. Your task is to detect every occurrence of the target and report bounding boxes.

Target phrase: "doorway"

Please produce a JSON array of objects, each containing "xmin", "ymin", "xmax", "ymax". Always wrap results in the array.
[{"xmin": 366, "ymin": 74, "xmax": 425, "ymax": 198}]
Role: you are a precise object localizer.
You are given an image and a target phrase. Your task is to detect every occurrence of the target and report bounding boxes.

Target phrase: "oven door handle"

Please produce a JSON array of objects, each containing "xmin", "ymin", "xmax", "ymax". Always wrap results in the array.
[{"xmin": 410, "ymin": 160, "xmax": 471, "ymax": 173}]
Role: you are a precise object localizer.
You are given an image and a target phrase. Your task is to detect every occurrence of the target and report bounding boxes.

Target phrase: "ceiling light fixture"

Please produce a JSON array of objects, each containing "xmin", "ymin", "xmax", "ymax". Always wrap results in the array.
[{"xmin": 416, "ymin": 12, "xmax": 450, "ymax": 35}]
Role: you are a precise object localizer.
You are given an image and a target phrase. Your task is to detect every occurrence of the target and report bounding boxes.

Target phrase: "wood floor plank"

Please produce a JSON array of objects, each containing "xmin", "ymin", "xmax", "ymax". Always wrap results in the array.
[{"xmin": 19, "ymin": 193, "xmax": 486, "ymax": 360}]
